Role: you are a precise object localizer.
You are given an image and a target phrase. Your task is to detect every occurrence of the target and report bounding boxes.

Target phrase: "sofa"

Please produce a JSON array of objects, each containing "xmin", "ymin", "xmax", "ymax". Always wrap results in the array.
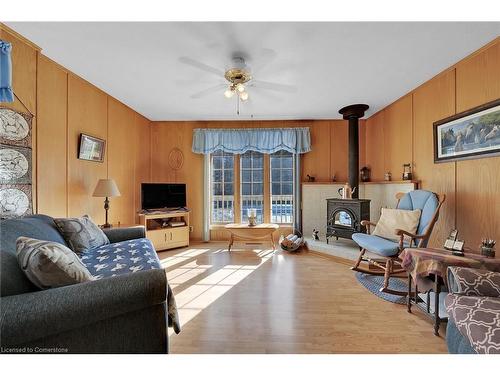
[
  {"xmin": 445, "ymin": 266, "xmax": 500, "ymax": 354},
  {"xmin": 0, "ymin": 214, "xmax": 176, "ymax": 353}
]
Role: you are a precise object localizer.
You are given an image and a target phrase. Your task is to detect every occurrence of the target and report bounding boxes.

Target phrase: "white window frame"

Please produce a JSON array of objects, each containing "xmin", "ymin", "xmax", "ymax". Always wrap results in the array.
[
  {"xmin": 270, "ymin": 151, "xmax": 295, "ymax": 224},
  {"xmin": 210, "ymin": 151, "xmax": 235, "ymax": 224}
]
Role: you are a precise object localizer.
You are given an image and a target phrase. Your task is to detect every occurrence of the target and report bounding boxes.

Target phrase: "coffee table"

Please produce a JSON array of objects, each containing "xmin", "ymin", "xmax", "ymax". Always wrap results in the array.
[{"xmin": 224, "ymin": 223, "xmax": 279, "ymax": 251}]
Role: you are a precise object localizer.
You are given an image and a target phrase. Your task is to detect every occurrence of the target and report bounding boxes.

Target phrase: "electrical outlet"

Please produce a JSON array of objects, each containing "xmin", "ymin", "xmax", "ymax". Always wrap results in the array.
[{"xmin": 189, "ymin": 226, "xmax": 194, "ymax": 233}]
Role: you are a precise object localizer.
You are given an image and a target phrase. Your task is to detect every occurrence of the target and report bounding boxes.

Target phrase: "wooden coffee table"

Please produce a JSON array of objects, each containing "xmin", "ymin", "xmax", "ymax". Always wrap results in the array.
[{"xmin": 224, "ymin": 223, "xmax": 279, "ymax": 251}]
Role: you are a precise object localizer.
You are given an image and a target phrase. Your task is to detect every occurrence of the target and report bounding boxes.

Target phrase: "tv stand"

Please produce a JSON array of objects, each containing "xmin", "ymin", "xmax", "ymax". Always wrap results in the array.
[{"xmin": 139, "ymin": 210, "xmax": 190, "ymax": 251}]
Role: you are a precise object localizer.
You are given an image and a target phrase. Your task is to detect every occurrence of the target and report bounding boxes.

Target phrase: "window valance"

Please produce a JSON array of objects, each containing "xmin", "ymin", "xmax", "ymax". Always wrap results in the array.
[
  {"xmin": 0, "ymin": 40, "xmax": 14, "ymax": 103},
  {"xmin": 192, "ymin": 127, "xmax": 311, "ymax": 155}
]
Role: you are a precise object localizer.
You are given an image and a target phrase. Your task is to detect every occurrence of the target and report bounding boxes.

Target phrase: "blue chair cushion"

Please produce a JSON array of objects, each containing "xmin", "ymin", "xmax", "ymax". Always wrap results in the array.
[
  {"xmin": 397, "ymin": 190, "xmax": 438, "ymax": 237},
  {"xmin": 80, "ymin": 238, "xmax": 161, "ymax": 280},
  {"xmin": 352, "ymin": 233, "xmax": 401, "ymax": 257}
]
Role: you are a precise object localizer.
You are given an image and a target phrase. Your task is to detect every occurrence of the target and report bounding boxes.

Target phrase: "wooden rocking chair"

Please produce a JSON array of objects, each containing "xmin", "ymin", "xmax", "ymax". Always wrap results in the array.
[{"xmin": 351, "ymin": 190, "xmax": 445, "ymax": 296}]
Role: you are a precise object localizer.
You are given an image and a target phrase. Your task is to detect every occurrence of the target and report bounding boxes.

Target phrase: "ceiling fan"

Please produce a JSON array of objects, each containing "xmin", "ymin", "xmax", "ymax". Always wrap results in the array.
[{"xmin": 179, "ymin": 55, "xmax": 297, "ymax": 104}]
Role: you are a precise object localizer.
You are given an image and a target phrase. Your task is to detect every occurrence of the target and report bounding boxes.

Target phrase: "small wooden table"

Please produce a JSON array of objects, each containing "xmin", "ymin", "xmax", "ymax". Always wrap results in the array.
[
  {"xmin": 400, "ymin": 247, "xmax": 500, "ymax": 335},
  {"xmin": 224, "ymin": 223, "xmax": 279, "ymax": 251}
]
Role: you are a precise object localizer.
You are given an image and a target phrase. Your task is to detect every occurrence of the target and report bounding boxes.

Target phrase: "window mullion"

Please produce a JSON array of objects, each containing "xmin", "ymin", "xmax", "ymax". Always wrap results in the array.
[
  {"xmin": 263, "ymin": 153, "xmax": 270, "ymax": 223},
  {"xmin": 234, "ymin": 154, "xmax": 241, "ymax": 224}
]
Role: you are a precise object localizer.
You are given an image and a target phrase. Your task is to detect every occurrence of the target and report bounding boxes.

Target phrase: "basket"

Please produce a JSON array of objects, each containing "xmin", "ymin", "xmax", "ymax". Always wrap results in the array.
[{"xmin": 279, "ymin": 231, "xmax": 304, "ymax": 252}]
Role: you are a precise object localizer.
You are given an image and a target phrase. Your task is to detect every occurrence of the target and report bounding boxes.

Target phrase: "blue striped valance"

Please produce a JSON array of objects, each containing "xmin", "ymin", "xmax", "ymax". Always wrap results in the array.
[
  {"xmin": 0, "ymin": 40, "xmax": 14, "ymax": 103},
  {"xmin": 192, "ymin": 127, "xmax": 311, "ymax": 154}
]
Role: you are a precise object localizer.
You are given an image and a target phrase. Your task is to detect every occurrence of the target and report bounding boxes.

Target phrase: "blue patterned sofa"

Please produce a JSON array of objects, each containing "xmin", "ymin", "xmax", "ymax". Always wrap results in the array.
[{"xmin": 0, "ymin": 214, "xmax": 173, "ymax": 353}]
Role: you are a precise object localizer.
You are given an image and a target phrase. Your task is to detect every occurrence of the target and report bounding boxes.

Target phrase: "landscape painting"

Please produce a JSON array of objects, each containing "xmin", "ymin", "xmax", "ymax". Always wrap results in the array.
[{"xmin": 434, "ymin": 99, "xmax": 500, "ymax": 163}]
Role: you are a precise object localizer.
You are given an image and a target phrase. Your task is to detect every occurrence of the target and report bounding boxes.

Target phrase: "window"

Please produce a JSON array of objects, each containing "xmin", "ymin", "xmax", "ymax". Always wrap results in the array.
[
  {"xmin": 210, "ymin": 150, "xmax": 234, "ymax": 223},
  {"xmin": 240, "ymin": 151, "xmax": 264, "ymax": 224},
  {"xmin": 270, "ymin": 151, "xmax": 294, "ymax": 223},
  {"xmin": 209, "ymin": 150, "xmax": 295, "ymax": 226}
]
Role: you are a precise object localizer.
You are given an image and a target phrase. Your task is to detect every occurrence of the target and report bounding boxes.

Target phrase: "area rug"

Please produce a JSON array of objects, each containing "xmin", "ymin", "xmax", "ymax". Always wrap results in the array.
[{"xmin": 355, "ymin": 272, "xmax": 407, "ymax": 304}]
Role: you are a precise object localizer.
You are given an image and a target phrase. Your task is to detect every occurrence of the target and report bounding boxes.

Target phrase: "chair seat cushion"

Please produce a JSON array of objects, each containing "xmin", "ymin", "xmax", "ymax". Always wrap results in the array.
[
  {"xmin": 80, "ymin": 238, "xmax": 160, "ymax": 279},
  {"xmin": 352, "ymin": 233, "xmax": 401, "ymax": 257}
]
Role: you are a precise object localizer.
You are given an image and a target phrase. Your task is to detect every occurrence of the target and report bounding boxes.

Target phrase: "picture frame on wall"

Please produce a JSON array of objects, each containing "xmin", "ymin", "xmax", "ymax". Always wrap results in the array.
[
  {"xmin": 78, "ymin": 133, "xmax": 106, "ymax": 162},
  {"xmin": 433, "ymin": 98, "xmax": 500, "ymax": 163}
]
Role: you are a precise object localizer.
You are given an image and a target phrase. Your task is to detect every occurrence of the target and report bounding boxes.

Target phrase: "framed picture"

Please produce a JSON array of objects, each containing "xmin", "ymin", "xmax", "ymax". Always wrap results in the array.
[
  {"xmin": 78, "ymin": 133, "xmax": 105, "ymax": 162},
  {"xmin": 433, "ymin": 98, "xmax": 500, "ymax": 163}
]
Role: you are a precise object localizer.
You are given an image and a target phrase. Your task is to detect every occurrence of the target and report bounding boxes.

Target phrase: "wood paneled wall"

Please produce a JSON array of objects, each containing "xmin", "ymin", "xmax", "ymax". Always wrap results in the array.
[
  {"xmin": 364, "ymin": 37, "xmax": 500, "ymax": 249},
  {"xmin": 150, "ymin": 120, "xmax": 352, "ymax": 240},
  {"xmin": 1, "ymin": 25, "xmax": 151, "ymax": 224}
]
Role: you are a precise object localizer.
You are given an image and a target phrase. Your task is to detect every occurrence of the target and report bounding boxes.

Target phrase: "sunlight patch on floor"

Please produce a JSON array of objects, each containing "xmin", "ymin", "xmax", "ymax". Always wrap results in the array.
[{"xmin": 167, "ymin": 248, "xmax": 274, "ymax": 335}]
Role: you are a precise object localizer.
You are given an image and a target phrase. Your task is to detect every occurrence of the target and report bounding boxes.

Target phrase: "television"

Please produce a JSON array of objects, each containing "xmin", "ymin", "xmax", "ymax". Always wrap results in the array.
[{"xmin": 141, "ymin": 183, "xmax": 186, "ymax": 210}]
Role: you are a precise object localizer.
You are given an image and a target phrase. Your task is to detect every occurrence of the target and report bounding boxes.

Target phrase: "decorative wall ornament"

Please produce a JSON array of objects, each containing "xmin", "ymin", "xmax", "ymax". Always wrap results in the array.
[
  {"xmin": 0, "ymin": 106, "xmax": 33, "ymax": 218},
  {"xmin": 168, "ymin": 147, "xmax": 184, "ymax": 170}
]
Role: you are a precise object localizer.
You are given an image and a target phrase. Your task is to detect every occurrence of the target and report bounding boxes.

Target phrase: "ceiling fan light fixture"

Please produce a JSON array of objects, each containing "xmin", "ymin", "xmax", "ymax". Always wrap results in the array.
[
  {"xmin": 224, "ymin": 88, "xmax": 235, "ymax": 98},
  {"xmin": 239, "ymin": 91, "xmax": 249, "ymax": 101},
  {"xmin": 236, "ymin": 83, "xmax": 245, "ymax": 93}
]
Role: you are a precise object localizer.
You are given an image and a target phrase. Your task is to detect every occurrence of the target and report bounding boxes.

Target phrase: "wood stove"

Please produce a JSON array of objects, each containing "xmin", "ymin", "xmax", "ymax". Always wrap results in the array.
[{"xmin": 326, "ymin": 198, "xmax": 370, "ymax": 242}]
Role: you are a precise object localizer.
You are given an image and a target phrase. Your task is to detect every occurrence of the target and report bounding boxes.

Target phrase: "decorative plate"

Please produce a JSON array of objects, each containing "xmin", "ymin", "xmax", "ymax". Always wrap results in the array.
[{"xmin": 0, "ymin": 107, "xmax": 32, "ymax": 147}]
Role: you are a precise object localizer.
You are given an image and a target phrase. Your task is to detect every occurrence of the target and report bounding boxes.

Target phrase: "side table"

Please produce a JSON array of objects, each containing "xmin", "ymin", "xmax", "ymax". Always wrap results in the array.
[{"xmin": 400, "ymin": 247, "xmax": 500, "ymax": 336}]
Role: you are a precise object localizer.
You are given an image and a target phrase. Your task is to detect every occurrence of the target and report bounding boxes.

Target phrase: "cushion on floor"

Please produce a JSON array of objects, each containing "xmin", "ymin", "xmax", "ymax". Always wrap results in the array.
[
  {"xmin": 352, "ymin": 233, "xmax": 401, "ymax": 257},
  {"xmin": 80, "ymin": 238, "xmax": 160, "ymax": 279}
]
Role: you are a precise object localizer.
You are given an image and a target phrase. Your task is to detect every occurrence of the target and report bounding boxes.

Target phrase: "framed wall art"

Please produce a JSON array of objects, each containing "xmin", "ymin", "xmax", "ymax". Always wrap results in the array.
[
  {"xmin": 434, "ymin": 98, "xmax": 500, "ymax": 163},
  {"xmin": 78, "ymin": 133, "xmax": 106, "ymax": 162}
]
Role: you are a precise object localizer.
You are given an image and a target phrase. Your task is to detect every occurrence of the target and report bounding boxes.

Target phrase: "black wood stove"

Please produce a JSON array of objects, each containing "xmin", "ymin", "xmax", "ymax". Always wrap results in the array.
[{"xmin": 326, "ymin": 198, "xmax": 370, "ymax": 242}]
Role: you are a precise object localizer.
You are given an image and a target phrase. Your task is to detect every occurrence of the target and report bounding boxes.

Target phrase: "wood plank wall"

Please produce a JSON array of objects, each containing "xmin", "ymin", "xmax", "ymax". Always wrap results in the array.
[
  {"xmin": 364, "ymin": 37, "xmax": 500, "ymax": 249},
  {"xmin": 150, "ymin": 120, "xmax": 353, "ymax": 241},
  {"xmin": 1, "ymin": 25, "xmax": 151, "ymax": 225}
]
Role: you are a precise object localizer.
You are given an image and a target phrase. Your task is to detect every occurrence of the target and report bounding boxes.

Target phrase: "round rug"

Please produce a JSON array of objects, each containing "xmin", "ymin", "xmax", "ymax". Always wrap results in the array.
[{"xmin": 355, "ymin": 272, "xmax": 407, "ymax": 304}]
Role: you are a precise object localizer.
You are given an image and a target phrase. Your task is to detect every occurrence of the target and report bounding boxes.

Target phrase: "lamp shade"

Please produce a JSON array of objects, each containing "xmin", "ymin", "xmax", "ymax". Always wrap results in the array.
[{"xmin": 92, "ymin": 179, "xmax": 121, "ymax": 197}]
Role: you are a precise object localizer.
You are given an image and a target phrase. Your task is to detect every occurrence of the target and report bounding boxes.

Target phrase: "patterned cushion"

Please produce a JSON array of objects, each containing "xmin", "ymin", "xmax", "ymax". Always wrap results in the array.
[
  {"xmin": 448, "ymin": 267, "xmax": 500, "ymax": 297},
  {"xmin": 445, "ymin": 294, "xmax": 500, "ymax": 354},
  {"xmin": 80, "ymin": 238, "xmax": 160, "ymax": 280},
  {"xmin": 54, "ymin": 215, "xmax": 109, "ymax": 254},
  {"xmin": 16, "ymin": 236, "xmax": 94, "ymax": 289}
]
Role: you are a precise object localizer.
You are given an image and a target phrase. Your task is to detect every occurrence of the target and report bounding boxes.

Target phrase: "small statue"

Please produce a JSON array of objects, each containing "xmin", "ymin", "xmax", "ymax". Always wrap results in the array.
[
  {"xmin": 360, "ymin": 166, "xmax": 371, "ymax": 182},
  {"xmin": 312, "ymin": 229, "xmax": 320, "ymax": 241},
  {"xmin": 307, "ymin": 174, "xmax": 316, "ymax": 182},
  {"xmin": 402, "ymin": 163, "xmax": 413, "ymax": 181}
]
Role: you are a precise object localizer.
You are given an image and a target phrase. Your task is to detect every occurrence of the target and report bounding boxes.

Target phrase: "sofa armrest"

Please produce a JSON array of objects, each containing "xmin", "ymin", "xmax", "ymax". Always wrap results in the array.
[
  {"xmin": 447, "ymin": 266, "xmax": 500, "ymax": 297},
  {"xmin": 0, "ymin": 268, "xmax": 167, "ymax": 347},
  {"xmin": 103, "ymin": 226, "xmax": 145, "ymax": 243}
]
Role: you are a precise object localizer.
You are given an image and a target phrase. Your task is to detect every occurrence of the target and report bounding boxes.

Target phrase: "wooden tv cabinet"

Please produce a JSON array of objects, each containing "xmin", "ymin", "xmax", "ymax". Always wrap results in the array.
[{"xmin": 139, "ymin": 210, "xmax": 190, "ymax": 251}]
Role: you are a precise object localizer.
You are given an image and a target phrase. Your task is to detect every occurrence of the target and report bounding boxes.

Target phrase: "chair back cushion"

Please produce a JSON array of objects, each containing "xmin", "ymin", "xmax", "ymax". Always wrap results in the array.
[
  {"xmin": 0, "ymin": 214, "xmax": 67, "ymax": 296},
  {"xmin": 372, "ymin": 208, "xmax": 421, "ymax": 241},
  {"xmin": 397, "ymin": 190, "xmax": 439, "ymax": 244}
]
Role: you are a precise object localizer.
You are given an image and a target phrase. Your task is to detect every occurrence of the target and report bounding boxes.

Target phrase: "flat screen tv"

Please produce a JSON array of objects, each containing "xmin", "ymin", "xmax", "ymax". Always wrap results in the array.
[{"xmin": 141, "ymin": 183, "xmax": 186, "ymax": 210}]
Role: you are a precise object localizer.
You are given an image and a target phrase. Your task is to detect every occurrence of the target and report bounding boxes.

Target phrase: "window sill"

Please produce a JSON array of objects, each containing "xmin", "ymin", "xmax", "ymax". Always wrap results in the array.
[{"xmin": 210, "ymin": 223, "xmax": 293, "ymax": 230}]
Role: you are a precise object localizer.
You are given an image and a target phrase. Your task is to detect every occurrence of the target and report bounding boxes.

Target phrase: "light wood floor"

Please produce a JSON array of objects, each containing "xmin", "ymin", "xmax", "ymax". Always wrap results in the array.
[{"xmin": 158, "ymin": 242, "xmax": 448, "ymax": 354}]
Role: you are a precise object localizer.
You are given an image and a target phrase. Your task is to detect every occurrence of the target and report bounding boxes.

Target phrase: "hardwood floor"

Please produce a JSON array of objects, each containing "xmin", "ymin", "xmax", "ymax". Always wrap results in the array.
[{"xmin": 158, "ymin": 242, "xmax": 448, "ymax": 354}]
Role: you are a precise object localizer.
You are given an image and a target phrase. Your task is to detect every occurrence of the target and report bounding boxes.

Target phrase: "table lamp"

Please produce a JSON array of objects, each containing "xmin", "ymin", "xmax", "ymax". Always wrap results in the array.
[{"xmin": 93, "ymin": 178, "xmax": 121, "ymax": 228}]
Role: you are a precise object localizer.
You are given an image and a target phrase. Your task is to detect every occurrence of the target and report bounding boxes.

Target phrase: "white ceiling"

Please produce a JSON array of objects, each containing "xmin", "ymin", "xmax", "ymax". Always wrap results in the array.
[{"xmin": 7, "ymin": 22, "xmax": 500, "ymax": 121}]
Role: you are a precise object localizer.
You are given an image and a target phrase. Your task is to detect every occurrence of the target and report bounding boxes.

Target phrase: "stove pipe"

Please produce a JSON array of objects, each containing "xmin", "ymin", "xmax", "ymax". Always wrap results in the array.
[{"xmin": 338, "ymin": 104, "xmax": 369, "ymax": 199}]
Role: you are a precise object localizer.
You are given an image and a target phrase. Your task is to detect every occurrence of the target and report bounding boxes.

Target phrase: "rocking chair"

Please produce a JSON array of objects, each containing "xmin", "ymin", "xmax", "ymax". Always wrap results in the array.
[{"xmin": 351, "ymin": 190, "xmax": 445, "ymax": 296}]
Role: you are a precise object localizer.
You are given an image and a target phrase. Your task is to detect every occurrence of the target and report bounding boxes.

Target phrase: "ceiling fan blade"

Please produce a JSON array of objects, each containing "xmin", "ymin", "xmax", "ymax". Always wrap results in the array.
[
  {"xmin": 250, "ymin": 48, "xmax": 277, "ymax": 74},
  {"xmin": 250, "ymin": 80, "xmax": 297, "ymax": 93},
  {"xmin": 179, "ymin": 56, "xmax": 224, "ymax": 77},
  {"xmin": 190, "ymin": 83, "xmax": 226, "ymax": 99}
]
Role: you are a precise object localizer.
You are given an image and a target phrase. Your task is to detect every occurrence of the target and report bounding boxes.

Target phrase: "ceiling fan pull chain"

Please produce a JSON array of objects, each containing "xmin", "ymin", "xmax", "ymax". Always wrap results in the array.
[{"xmin": 237, "ymin": 95, "xmax": 240, "ymax": 115}]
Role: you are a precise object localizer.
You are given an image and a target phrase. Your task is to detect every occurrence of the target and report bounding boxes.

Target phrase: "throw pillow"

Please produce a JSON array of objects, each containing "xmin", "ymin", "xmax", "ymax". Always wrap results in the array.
[
  {"xmin": 54, "ymin": 215, "xmax": 109, "ymax": 254},
  {"xmin": 372, "ymin": 208, "xmax": 421, "ymax": 242},
  {"xmin": 16, "ymin": 236, "xmax": 94, "ymax": 289}
]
